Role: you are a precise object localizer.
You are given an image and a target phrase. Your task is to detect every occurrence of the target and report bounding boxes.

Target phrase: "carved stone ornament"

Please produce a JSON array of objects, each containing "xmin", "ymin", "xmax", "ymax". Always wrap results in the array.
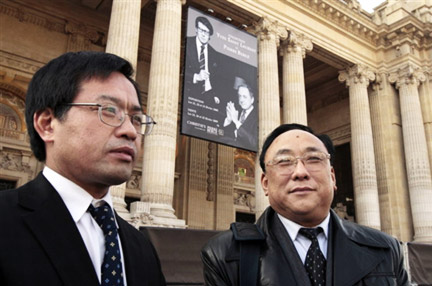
[
  {"xmin": 251, "ymin": 16, "xmax": 288, "ymax": 44},
  {"xmin": 388, "ymin": 64, "xmax": 426, "ymax": 90},
  {"xmin": 0, "ymin": 151, "xmax": 31, "ymax": 173},
  {"xmin": 338, "ymin": 64, "xmax": 376, "ymax": 87},
  {"xmin": 281, "ymin": 30, "xmax": 313, "ymax": 58}
]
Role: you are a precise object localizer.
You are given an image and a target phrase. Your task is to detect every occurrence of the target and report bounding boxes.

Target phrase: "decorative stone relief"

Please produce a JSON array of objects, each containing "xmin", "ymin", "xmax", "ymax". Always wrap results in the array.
[
  {"xmin": 0, "ymin": 151, "xmax": 31, "ymax": 173},
  {"xmin": 251, "ymin": 16, "xmax": 288, "ymax": 45},
  {"xmin": 281, "ymin": 30, "xmax": 313, "ymax": 58},
  {"xmin": 389, "ymin": 64, "xmax": 426, "ymax": 89},
  {"xmin": 233, "ymin": 189, "xmax": 255, "ymax": 212}
]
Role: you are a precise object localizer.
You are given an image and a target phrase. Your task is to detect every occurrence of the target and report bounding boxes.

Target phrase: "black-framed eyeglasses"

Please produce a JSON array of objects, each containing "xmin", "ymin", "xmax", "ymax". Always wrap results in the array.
[
  {"xmin": 197, "ymin": 27, "xmax": 210, "ymax": 36},
  {"xmin": 64, "ymin": 103, "xmax": 156, "ymax": 136},
  {"xmin": 266, "ymin": 151, "xmax": 331, "ymax": 175}
]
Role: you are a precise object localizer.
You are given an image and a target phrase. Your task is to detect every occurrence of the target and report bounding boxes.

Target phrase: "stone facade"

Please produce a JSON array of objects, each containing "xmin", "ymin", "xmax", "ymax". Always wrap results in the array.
[{"xmin": 1, "ymin": 0, "xmax": 431, "ymax": 242}]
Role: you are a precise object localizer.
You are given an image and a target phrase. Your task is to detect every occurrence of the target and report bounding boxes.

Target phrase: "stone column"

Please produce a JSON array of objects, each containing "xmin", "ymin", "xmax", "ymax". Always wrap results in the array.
[
  {"xmin": 280, "ymin": 30, "xmax": 312, "ymax": 125},
  {"xmin": 339, "ymin": 65, "xmax": 381, "ymax": 230},
  {"xmin": 105, "ymin": 0, "xmax": 142, "ymax": 71},
  {"xmin": 251, "ymin": 17, "xmax": 287, "ymax": 218},
  {"xmin": 419, "ymin": 71, "xmax": 432, "ymax": 178},
  {"xmin": 139, "ymin": 0, "xmax": 185, "ymax": 227},
  {"xmin": 104, "ymin": 0, "xmax": 142, "ymax": 220},
  {"xmin": 369, "ymin": 72, "xmax": 412, "ymax": 241},
  {"xmin": 389, "ymin": 65, "xmax": 432, "ymax": 242}
]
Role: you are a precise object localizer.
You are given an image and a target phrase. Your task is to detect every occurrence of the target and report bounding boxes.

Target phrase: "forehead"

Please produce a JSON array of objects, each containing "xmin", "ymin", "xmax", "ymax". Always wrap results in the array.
[
  {"xmin": 197, "ymin": 21, "xmax": 210, "ymax": 31},
  {"xmin": 238, "ymin": 86, "xmax": 251, "ymax": 97},
  {"xmin": 78, "ymin": 72, "xmax": 140, "ymax": 107},
  {"xmin": 266, "ymin": 130, "xmax": 327, "ymax": 158}
]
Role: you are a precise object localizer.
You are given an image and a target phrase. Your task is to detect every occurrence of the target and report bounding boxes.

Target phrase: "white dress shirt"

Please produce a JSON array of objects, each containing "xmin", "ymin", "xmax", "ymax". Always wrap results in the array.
[
  {"xmin": 43, "ymin": 167, "xmax": 127, "ymax": 285},
  {"xmin": 278, "ymin": 213, "xmax": 330, "ymax": 263}
]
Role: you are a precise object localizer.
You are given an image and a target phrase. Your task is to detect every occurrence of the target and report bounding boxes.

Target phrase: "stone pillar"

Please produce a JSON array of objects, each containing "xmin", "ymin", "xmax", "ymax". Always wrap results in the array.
[
  {"xmin": 419, "ymin": 71, "xmax": 432, "ymax": 178},
  {"xmin": 139, "ymin": 0, "xmax": 185, "ymax": 227},
  {"xmin": 104, "ymin": 0, "xmax": 142, "ymax": 220},
  {"xmin": 389, "ymin": 65, "xmax": 432, "ymax": 242},
  {"xmin": 251, "ymin": 17, "xmax": 287, "ymax": 218},
  {"xmin": 338, "ymin": 65, "xmax": 381, "ymax": 230},
  {"xmin": 280, "ymin": 30, "xmax": 312, "ymax": 125},
  {"xmin": 105, "ymin": 0, "xmax": 141, "ymax": 71},
  {"xmin": 369, "ymin": 72, "xmax": 412, "ymax": 241}
]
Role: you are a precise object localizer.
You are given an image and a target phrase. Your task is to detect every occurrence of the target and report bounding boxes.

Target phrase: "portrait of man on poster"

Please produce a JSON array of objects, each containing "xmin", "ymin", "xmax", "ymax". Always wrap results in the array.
[{"xmin": 223, "ymin": 76, "xmax": 258, "ymax": 151}]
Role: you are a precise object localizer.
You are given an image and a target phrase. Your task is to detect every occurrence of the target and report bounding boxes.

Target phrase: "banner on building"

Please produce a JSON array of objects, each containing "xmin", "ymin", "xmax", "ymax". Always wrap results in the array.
[{"xmin": 181, "ymin": 7, "xmax": 258, "ymax": 152}]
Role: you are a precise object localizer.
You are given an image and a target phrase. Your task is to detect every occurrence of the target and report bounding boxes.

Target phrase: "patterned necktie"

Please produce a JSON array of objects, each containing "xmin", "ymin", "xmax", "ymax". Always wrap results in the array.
[
  {"xmin": 299, "ymin": 227, "xmax": 326, "ymax": 286},
  {"xmin": 88, "ymin": 203, "xmax": 124, "ymax": 286},
  {"xmin": 199, "ymin": 45, "xmax": 206, "ymax": 93}
]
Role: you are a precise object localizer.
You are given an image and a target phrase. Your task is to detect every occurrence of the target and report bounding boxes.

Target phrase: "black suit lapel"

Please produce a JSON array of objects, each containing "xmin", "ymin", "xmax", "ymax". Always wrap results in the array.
[
  {"xmin": 19, "ymin": 174, "xmax": 99, "ymax": 286},
  {"xmin": 330, "ymin": 212, "xmax": 386, "ymax": 286},
  {"xmin": 270, "ymin": 213, "xmax": 311, "ymax": 286}
]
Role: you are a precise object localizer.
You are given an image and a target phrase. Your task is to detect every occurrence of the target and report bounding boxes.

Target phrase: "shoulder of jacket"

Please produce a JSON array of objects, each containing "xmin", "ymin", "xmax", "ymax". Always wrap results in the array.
[{"xmin": 337, "ymin": 215, "xmax": 399, "ymax": 249}]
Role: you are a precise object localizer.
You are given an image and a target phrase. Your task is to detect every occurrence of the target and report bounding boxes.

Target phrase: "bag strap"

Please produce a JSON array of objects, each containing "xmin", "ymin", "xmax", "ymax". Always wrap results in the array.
[{"xmin": 231, "ymin": 222, "xmax": 265, "ymax": 286}]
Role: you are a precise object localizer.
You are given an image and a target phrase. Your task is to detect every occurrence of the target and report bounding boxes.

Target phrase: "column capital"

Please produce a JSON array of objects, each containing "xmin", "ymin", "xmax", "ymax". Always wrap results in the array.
[
  {"xmin": 65, "ymin": 21, "xmax": 100, "ymax": 42},
  {"xmin": 338, "ymin": 64, "xmax": 375, "ymax": 88},
  {"xmin": 251, "ymin": 16, "xmax": 288, "ymax": 46},
  {"xmin": 280, "ymin": 30, "xmax": 313, "ymax": 58},
  {"xmin": 388, "ymin": 64, "xmax": 426, "ymax": 90}
]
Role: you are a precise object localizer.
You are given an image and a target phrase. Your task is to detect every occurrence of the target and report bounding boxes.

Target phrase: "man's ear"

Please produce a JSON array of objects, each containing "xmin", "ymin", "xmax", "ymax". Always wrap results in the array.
[
  {"xmin": 261, "ymin": 172, "xmax": 269, "ymax": 196},
  {"xmin": 33, "ymin": 108, "xmax": 56, "ymax": 143},
  {"xmin": 331, "ymin": 167, "xmax": 337, "ymax": 192}
]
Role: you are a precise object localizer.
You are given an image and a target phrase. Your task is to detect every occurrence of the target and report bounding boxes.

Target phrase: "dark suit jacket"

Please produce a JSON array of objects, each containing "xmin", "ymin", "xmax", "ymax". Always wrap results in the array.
[
  {"xmin": 202, "ymin": 207, "xmax": 408, "ymax": 286},
  {"xmin": 183, "ymin": 36, "xmax": 220, "ymax": 100},
  {"xmin": 224, "ymin": 106, "xmax": 258, "ymax": 151},
  {"xmin": 0, "ymin": 173, "xmax": 166, "ymax": 286}
]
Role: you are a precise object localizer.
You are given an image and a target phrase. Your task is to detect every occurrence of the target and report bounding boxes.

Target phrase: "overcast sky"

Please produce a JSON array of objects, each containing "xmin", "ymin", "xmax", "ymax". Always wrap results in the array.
[{"xmin": 358, "ymin": 0, "xmax": 386, "ymax": 12}]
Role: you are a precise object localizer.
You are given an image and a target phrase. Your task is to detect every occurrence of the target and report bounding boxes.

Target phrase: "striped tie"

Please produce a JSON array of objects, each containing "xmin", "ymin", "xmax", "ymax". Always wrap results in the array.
[{"xmin": 199, "ymin": 45, "xmax": 206, "ymax": 93}]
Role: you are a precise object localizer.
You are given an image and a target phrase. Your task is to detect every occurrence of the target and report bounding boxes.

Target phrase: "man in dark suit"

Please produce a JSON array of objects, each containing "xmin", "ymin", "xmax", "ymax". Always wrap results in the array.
[
  {"xmin": 183, "ymin": 16, "xmax": 225, "ymax": 128},
  {"xmin": 0, "ymin": 51, "xmax": 165, "ymax": 286},
  {"xmin": 223, "ymin": 77, "xmax": 258, "ymax": 151},
  {"xmin": 202, "ymin": 123, "xmax": 408, "ymax": 285}
]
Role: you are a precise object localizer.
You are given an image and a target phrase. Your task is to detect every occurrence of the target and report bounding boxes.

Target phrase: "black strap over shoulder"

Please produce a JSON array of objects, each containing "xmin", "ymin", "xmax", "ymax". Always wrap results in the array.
[{"xmin": 231, "ymin": 222, "xmax": 265, "ymax": 286}]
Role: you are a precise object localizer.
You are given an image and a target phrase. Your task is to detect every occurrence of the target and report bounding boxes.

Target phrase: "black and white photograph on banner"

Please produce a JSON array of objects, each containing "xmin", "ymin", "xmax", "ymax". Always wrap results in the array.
[{"xmin": 181, "ymin": 6, "xmax": 258, "ymax": 152}]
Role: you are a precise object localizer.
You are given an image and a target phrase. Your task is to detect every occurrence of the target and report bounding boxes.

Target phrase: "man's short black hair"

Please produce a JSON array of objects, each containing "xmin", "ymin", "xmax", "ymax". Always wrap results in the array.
[
  {"xmin": 25, "ymin": 51, "xmax": 141, "ymax": 162},
  {"xmin": 195, "ymin": 16, "xmax": 213, "ymax": 36},
  {"xmin": 259, "ymin": 123, "xmax": 335, "ymax": 173}
]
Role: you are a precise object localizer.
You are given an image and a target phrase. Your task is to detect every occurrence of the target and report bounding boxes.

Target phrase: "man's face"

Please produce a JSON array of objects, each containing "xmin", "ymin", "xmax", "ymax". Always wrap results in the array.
[
  {"xmin": 261, "ymin": 130, "xmax": 336, "ymax": 227},
  {"xmin": 238, "ymin": 86, "xmax": 254, "ymax": 110},
  {"xmin": 196, "ymin": 21, "xmax": 210, "ymax": 45},
  {"xmin": 46, "ymin": 72, "xmax": 142, "ymax": 197}
]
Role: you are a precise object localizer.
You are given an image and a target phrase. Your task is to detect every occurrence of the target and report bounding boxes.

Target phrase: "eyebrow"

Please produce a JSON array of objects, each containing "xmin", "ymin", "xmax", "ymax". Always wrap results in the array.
[
  {"xmin": 96, "ymin": 94, "xmax": 143, "ymax": 113},
  {"xmin": 273, "ymin": 146, "xmax": 324, "ymax": 157}
]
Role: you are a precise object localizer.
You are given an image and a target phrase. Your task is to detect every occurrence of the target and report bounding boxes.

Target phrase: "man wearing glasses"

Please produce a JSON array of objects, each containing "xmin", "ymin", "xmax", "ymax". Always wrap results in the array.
[
  {"xmin": 202, "ymin": 123, "xmax": 408, "ymax": 286},
  {"xmin": 0, "ymin": 51, "xmax": 165, "ymax": 286},
  {"xmin": 183, "ymin": 16, "xmax": 224, "ymax": 124}
]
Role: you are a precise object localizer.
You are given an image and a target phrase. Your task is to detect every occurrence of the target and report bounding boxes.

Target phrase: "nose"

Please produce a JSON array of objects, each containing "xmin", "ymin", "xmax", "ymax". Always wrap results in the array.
[
  {"xmin": 291, "ymin": 159, "xmax": 310, "ymax": 180},
  {"xmin": 115, "ymin": 114, "xmax": 138, "ymax": 141}
]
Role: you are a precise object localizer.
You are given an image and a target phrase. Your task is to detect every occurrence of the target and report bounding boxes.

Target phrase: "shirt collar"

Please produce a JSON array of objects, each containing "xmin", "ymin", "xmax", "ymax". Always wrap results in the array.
[
  {"xmin": 42, "ymin": 166, "xmax": 115, "ymax": 225},
  {"xmin": 277, "ymin": 212, "xmax": 330, "ymax": 241}
]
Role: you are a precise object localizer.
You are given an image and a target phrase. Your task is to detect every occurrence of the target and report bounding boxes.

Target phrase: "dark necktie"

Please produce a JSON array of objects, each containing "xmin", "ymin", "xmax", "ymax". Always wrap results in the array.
[
  {"xmin": 239, "ymin": 110, "xmax": 247, "ymax": 124},
  {"xmin": 88, "ymin": 203, "xmax": 124, "ymax": 286},
  {"xmin": 199, "ymin": 45, "xmax": 206, "ymax": 93},
  {"xmin": 299, "ymin": 227, "xmax": 326, "ymax": 286}
]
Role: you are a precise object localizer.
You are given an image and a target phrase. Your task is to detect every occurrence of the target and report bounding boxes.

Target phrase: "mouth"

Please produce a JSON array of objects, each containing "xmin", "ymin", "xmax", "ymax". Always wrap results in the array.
[
  {"xmin": 110, "ymin": 146, "xmax": 136, "ymax": 162},
  {"xmin": 289, "ymin": 187, "xmax": 314, "ymax": 194}
]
